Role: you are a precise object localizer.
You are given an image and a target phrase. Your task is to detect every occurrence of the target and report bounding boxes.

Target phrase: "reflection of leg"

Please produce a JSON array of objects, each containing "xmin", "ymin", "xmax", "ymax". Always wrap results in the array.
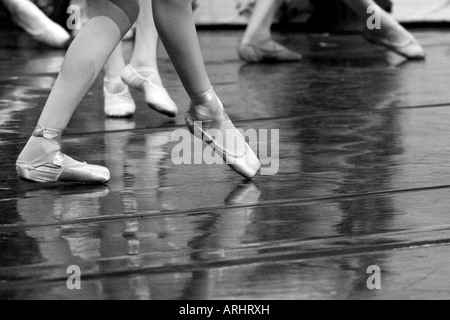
[
  {"xmin": 16, "ymin": 0, "xmax": 140, "ymax": 184},
  {"xmin": 2, "ymin": 0, "xmax": 71, "ymax": 48},
  {"xmin": 216, "ymin": 184, "xmax": 261, "ymax": 252},
  {"xmin": 153, "ymin": 0, "xmax": 261, "ymax": 179},
  {"xmin": 341, "ymin": 0, "xmax": 425, "ymax": 59},
  {"xmin": 104, "ymin": 44, "xmax": 137, "ymax": 118},
  {"xmin": 239, "ymin": 0, "xmax": 302, "ymax": 63},
  {"xmin": 122, "ymin": 0, "xmax": 178, "ymax": 118},
  {"xmin": 180, "ymin": 184, "xmax": 260, "ymax": 299}
]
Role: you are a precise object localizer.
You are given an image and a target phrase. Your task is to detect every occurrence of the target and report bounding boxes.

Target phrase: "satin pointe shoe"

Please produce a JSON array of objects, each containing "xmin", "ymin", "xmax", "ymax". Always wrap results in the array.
[
  {"xmin": 185, "ymin": 87, "xmax": 261, "ymax": 180},
  {"xmin": 238, "ymin": 38, "xmax": 302, "ymax": 63},
  {"xmin": 9, "ymin": 0, "xmax": 71, "ymax": 48},
  {"xmin": 16, "ymin": 125, "xmax": 110, "ymax": 184},
  {"xmin": 363, "ymin": 29, "xmax": 425, "ymax": 60},
  {"xmin": 104, "ymin": 78, "xmax": 136, "ymax": 118},
  {"xmin": 121, "ymin": 65, "xmax": 178, "ymax": 118}
]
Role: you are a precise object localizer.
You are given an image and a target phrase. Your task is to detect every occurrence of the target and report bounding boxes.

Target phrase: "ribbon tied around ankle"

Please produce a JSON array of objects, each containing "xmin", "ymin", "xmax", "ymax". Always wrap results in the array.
[{"xmin": 33, "ymin": 126, "xmax": 62, "ymax": 140}]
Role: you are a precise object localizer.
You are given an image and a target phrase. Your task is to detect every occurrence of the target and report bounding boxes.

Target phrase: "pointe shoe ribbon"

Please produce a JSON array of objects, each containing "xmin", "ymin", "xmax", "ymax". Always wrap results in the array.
[
  {"xmin": 122, "ymin": 65, "xmax": 178, "ymax": 118},
  {"xmin": 185, "ymin": 88, "xmax": 261, "ymax": 180},
  {"xmin": 16, "ymin": 125, "xmax": 110, "ymax": 184}
]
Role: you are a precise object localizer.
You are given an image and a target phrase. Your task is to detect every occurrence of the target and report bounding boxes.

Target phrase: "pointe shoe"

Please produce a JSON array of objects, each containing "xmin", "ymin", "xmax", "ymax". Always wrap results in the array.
[
  {"xmin": 122, "ymin": 65, "xmax": 178, "ymax": 118},
  {"xmin": 363, "ymin": 29, "xmax": 426, "ymax": 60},
  {"xmin": 104, "ymin": 79, "xmax": 136, "ymax": 118},
  {"xmin": 9, "ymin": 0, "xmax": 71, "ymax": 48},
  {"xmin": 185, "ymin": 88, "xmax": 261, "ymax": 180},
  {"xmin": 16, "ymin": 126, "xmax": 110, "ymax": 184},
  {"xmin": 238, "ymin": 38, "xmax": 302, "ymax": 63}
]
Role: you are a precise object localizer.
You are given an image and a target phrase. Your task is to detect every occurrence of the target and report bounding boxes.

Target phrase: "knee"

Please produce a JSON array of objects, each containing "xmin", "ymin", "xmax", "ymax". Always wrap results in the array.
[{"xmin": 110, "ymin": 0, "xmax": 140, "ymax": 24}]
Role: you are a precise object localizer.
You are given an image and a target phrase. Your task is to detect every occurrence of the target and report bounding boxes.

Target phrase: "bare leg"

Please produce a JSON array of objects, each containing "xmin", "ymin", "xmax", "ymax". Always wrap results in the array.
[{"xmin": 238, "ymin": 0, "xmax": 302, "ymax": 63}]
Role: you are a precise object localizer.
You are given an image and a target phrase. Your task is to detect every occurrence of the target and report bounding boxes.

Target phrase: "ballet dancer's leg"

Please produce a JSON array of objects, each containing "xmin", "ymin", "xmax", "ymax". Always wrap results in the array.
[
  {"xmin": 153, "ymin": 0, "xmax": 261, "ymax": 179},
  {"xmin": 122, "ymin": 0, "xmax": 178, "ymax": 118},
  {"xmin": 238, "ymin": 0, "xmax": 302, "ymax": 63},
  {"xmin": 1, "ymin": 0, "xmax": 71, "ymax": 48},
  {"xmin": 341, "ymin": 0, "xmax": 425, "ymax": 59},
  {"xmin": 16, "ymin": 0, "xmax": 140, "ymax": 183},
  {"xmin": 129, "ymin": 0, "xmax": 159, "ymax": 73}
]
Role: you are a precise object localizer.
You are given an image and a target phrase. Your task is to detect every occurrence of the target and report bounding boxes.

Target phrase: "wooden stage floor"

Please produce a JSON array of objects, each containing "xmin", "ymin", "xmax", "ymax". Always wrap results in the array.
[{"xmin": 1, "ymin": 28, "xmax": 450, "ymax": 300}]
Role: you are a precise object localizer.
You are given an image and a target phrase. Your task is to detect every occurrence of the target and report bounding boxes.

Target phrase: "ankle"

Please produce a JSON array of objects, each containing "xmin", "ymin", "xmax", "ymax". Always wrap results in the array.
[
  {"xmin": 104, "ymin": 75, "xmax": 127, "ymax": 93},
  {"xmin": 189, "ymin": 87, "xmax": 224, "ymax": 118}
]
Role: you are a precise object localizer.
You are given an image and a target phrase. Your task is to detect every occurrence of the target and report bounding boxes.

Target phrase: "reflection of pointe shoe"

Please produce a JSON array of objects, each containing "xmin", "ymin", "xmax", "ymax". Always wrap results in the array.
[
  {"xmin": 16, "ymin": 126, "xmax": 110, "ymax": 184},
  {"xmin": 123, "ymin": 220, "xmax": 139, "ymax": 238},
  {"xmin": 238, "ymin": 39, "xmax": 302, "ymax": 63},
  {"xmin": 225, "ymin": 183, "xmax": 261, "ymax": 205},
  {"xmin": 363, "ymin": 29, "xmax": 425, "ymax": 60},
  {"xmin": 122, "ymin": 65, "xmax": 178, "ymax": 118},
  {"xmin": 9, "ymin": 0, "xmax": 71, "ymax": 48},
  {"xmin": 185, "ymin": 87, "xmax": 261, "ymax": 180},
  {"xmin": 104, "ymin": 80, "xmax": 136, "ymax": 118}
]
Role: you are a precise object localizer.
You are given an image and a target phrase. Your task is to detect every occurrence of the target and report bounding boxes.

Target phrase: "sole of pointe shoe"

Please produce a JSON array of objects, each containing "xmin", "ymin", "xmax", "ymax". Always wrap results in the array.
[
  {"xmin": 58, "ymin": 167, "xmax": 110, "ymax": 184},
  {"xmin": 185, "ymin": 114, "xmax": 261, "ymax": 180}
]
